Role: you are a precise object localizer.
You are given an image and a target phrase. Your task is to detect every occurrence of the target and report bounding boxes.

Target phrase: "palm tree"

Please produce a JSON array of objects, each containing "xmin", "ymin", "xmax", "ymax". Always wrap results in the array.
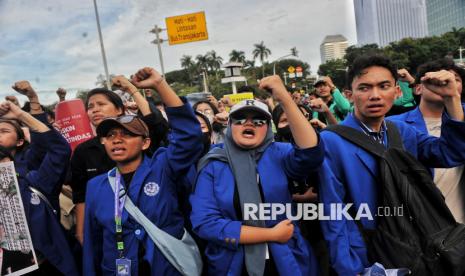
[
  {"xmin": 229, "ymin": 50, "xmax": 246, "ymax": 63},
  {"xmin": 196, "ymin": 54, "xmax": 209, "ymax": 72},
  {"xmin": 180, "ymin": 55, "xmax": 194, "ymax": 70},
  {"xmin": 196, "ymin": 54, "xmax": 210, "ymax": 86},
  {"xmin": 244, "ymin": 59, "xmax": 255, "ymax": 69},
  {"xmin": 180, "ymin": 55, "xmax": 196, "ymax": 85},
  {"xmin": 206, "ymin": 50, "xmax": 223, "ymax": 78},
  {"xmin": 252, "ymin": 41, "xmax": 272, "ymax": 77}
]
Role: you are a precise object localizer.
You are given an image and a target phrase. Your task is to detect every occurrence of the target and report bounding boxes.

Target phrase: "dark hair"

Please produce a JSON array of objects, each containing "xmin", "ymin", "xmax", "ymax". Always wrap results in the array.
[
  {"xmin": 21, "ymin": 102, "xmax": 45, "ymax": 113},
  {"xmin": 272, "ymin": 104, "xmax": 310, "ymax": 127},
  {"xmin": 347, "ymin": 55, "xmax": 398, "ymax": 88},
  {"xmin": 415, "ymin": 58, "xmax": 465, "ymax": 94},
  {"xmin": 85, "ymin": 88, "xmax": 125, "ymax": 112},
  {"xmin": 298, "ymin": 104, "xmax": 312, "ymax": 116},
  {"xmin": 0, "ymin": 119, "xmax": 27, "ymax": 152},
  {"xmin": 237, "ymin": 85, "xmax": 257, "ymax": 94},
  {"xmin": 153, "ymin": 100, "xmax": 164, "ymax": 107},
  {"xmin": 45, "ymin": 109, "xmax": 55, "ymax": 120},
  {"xmin": 0, "ymin": 145, "xmax": 14, "ymax": 161},
  {"xmin": 194, "ymin": 111, "xmax": 213, "ymax": 135},
  {"xmin": 192, "ymin": 100, "xmax": 219, "ymax": 114}
]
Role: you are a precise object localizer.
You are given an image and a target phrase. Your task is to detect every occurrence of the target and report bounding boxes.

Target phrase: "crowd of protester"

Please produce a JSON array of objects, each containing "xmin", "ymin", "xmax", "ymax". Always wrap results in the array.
[{"xmin": 0, "ymin": 55, "xmax": 464, "ymax": 276}]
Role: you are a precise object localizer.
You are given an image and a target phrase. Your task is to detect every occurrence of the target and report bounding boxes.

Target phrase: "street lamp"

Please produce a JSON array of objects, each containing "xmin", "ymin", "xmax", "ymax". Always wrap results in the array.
[
  {"xmin": 92, "ymin": 0, "xmax": 111, "ymax": 89},
  {"xmin": 149, "ymin": 25, "xmax": 167, "ymax": 76},
  {"xmin": 273, "ymin": 52, "xmax": 298, "ymax": 75},
  {"xmin": 459, "ymin": 46, "xmax": 465, "ymax": 65}
]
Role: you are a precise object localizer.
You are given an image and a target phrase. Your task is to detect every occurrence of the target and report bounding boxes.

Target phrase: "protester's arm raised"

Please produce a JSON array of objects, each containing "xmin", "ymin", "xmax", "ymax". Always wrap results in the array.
[
  {"xmin": 259, "ymin": 75, "xmax": 318, "ymax": 148},
  {"xmin": 131, "ymin": 67, "xmax": 183, "ymax": 107},
  {"xmin": 112, "ymin": 75, "xmax": 151, "ymax": 116},
  {"xmin": 0, "ymin": 101, "xmax": 48, "ymax": 132},
  {"xmin": 421, "ymin": 70, "xmax": 464, "ymax": 121},
  {"xmin": 12, "ymin": 80, "xmax": 43, "ymax": 115}
]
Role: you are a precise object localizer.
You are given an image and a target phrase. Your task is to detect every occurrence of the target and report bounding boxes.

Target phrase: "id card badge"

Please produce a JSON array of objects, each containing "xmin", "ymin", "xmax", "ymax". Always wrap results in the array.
[{"xmin": 116, "ymin": 258, "xmax": 131, "ymax": 276}]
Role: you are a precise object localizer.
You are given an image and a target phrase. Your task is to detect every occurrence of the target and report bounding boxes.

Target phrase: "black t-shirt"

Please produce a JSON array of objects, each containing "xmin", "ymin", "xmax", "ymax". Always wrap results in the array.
[{"xmin": 70, "ymin": 111, "xmax": 168, "ymax": 204}]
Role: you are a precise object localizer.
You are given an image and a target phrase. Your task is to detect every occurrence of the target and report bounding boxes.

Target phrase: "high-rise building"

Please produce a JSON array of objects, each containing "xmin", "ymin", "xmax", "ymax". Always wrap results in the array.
[
  {"xmin": 354, "ymin": 0, "xmax": 428, "ymax": 46},
  {"xmin": 320, "ymin": 35, "xmax": 349, "ymax": 63},
  {"xmin": 426, "ymin": 0, "xmax": 465, "ymax": 36}
]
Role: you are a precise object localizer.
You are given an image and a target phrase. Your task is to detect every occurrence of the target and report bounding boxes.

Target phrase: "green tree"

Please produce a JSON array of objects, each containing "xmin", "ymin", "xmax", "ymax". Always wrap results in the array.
[
  {"xmin": 95, "ymin": 74, "xmax": 116, "ymax": 88},
  {"xmin": 195, "ymin": 54, "xmax": 209, "ymax": 73},
  {"xmin": 272, "ymin": 58, "xmax": 310, "ymax": 77},
  {"xmin": 75, "ymin": 89, "xmax": 90, "ymax": 103},
  {"xmin": 206, "ymin": 50, "xmax": 223, "ymax": 78},
  {"xmin": 318, "ymin": 58, "xmax": 348, "ymax": 88},
  {"xmin": 252, "ymin": 41, "xmax": 272, "ymax": 78},
  {"xmin": 344, "ymin": 44, "xmax": 383, "ymax": 65},
  {"xmin": 180, "ymin": 55, "xmax": 196, "ymax": 85},
  {"xmin": 180, "ymin": 55, "xmax": 195, "ymax": 69},
  {"xmin": 229, "ymin": 50, "xmax": 246, "ymax": 63}
]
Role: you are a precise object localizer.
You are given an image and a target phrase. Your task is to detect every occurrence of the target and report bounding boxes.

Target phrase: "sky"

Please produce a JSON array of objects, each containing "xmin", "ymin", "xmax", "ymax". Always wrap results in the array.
[{"xmin": 0, "ymin": 0, "xmax": 357, "ymax": 105}]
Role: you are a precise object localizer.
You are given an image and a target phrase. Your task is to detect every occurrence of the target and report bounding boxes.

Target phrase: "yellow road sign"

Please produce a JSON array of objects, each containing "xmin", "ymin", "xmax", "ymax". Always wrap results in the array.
[
  {"xmin": 287, "ymin": 66, "xmax": 295, "ymax": 73},
  {"xmin": 165, "ymin": 11, "xmax": 208, "ymax": 45}
]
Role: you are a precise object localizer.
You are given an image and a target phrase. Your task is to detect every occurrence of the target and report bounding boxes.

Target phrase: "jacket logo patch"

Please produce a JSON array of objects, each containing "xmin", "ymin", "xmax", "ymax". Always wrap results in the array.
[
  {"xmin": 143, "ymin": 182, "xmax": 159, "ymax": 197},
  {"xmin": 30, "ymin": 193, "xmax": 40, "ymax": 205}
]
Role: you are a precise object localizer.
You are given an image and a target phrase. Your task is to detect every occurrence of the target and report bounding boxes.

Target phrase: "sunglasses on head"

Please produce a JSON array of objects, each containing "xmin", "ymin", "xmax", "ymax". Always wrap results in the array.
[
  {"xmin": 104, "ymin": 128, "xmax": 138, "ymax": 140},
  {"xmin": 230, "ymin": 116, "xmax": 268, "ymax": 127},
  {"xmin": 114, "ymin": 114, "xmax": 138, "ymax": 123}
]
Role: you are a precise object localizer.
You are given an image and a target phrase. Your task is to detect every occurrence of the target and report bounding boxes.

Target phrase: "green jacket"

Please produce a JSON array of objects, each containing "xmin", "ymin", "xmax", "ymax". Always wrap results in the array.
[
  {"xmin": 394, "ymin": 81, "xmax": 415, "ymax": 107},
  {"xmin": 313, "ymin": 88, "xmax": 351, "ymax": 123}
]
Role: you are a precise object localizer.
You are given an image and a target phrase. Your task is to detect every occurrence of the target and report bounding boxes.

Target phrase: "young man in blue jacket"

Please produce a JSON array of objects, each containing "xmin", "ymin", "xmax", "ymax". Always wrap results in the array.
[
  {"xmin": 318, "ymin": 55, "xmax": 465, "ymax": 275},
  {"xmin": 389, "ymin": 58, "xmax": 465, "ymax": 223},
  {"xmin": 83, "ymin": 67, "xmax": 203, "ymax": 275}
]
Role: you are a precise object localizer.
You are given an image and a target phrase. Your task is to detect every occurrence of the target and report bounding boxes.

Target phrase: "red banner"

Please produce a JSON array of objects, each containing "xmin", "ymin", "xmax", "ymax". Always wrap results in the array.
[{"xmin": 55, "ymin": 99, "xmax": 94, "ymax": 151}]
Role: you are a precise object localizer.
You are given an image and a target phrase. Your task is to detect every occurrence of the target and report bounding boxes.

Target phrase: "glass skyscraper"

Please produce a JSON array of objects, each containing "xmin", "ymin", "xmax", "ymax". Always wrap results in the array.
[
  {"xmin": 354, "ymin": 0, "xmax": 428, "ymax": 46},
  {"xmin": 427, "ymin": 0, "xmax": 465, "ymax": 36}
]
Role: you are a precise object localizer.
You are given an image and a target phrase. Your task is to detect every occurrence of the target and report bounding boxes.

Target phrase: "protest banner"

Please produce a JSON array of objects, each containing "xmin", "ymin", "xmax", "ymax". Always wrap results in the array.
[
  {"xmin": 55, "ymin": 99, "xmax": 94, "ymax": 151},
  {"xmin": 0, "ymin": 161, "xmax": 38, "ymax": 276},
  {"xmin": 223, "ymin": 92, "xmax": 254, "ymax": 105}
]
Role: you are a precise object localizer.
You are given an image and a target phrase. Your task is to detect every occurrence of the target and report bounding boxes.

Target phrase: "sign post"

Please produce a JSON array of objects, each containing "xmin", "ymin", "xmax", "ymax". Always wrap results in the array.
[{"xmin": 165, "ymin": 12, "xmax": 208, "ymax": 45}]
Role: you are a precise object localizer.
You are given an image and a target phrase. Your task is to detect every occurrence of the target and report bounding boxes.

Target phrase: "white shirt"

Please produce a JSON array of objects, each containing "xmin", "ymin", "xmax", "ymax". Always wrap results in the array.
[{"xmin": 425, "ymin": 117, "xmax": 465, "ymax": 223}]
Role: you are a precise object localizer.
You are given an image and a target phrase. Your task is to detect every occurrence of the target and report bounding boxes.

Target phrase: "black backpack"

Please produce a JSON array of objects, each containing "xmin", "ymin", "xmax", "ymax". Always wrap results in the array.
[{"xmin": 326, "ymin": 122, "xmax": 465, "ymax": 275}]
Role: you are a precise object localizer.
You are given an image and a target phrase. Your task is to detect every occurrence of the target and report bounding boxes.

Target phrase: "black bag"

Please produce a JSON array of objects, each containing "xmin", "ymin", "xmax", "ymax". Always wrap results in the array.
[{"xmin": 326, "ymin": 122, "xmax": 465, "ymax": 276}]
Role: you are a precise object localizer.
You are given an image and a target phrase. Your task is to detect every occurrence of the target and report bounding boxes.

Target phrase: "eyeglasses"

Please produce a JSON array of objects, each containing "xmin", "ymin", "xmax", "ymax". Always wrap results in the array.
[{"xmin": 230, "ymin": 117, "xmax": 268, "ymax": 127}]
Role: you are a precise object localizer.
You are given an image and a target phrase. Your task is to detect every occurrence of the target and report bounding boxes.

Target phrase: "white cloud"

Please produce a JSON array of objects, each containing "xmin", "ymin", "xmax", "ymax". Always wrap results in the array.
[{"xmin": 0, "ymin": 0, "xmax": 357, "ymax": 105}]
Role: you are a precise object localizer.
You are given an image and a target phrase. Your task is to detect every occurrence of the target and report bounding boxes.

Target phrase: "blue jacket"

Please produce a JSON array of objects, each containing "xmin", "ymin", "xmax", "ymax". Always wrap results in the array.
[
  {"xmin": 388, "ymin": 106, "xmax": 427, "ymax": 133},
  {"xmin": 15, "ymin": 113, "xmax": 65, "ymax": 213},
  {"xmin": 83, "ymin": 103, "xmax": 203, "ymax": 276},
  {"xmin": 190, "ymin": 141, "xmax": 325, "ymax": 276},
  {"xmin": 18, "ymin": 130, "xmax": 78, "ymax": 275},
  {"xmin": 318, "ymin": 113, "xmax": 465, "ymax": 275}
]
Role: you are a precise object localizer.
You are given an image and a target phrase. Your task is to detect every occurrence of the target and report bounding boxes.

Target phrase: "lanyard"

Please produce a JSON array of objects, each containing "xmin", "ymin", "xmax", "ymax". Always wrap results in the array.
[{"xmin": 114, "ymin": 169, "xmax": 127, "ymax": 258}]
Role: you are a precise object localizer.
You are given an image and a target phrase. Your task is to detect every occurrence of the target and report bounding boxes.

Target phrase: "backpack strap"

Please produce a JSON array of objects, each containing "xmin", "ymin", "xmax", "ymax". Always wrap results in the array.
[
  {"xmin": 29, "ymin": 186, "xmax": 57, "ymax": 215},
  {"xmin": 385, "ymin": 121, "xmax": 404, "ymax": 150},
  {"xmin": 325, "ymin": 125, "xmax": 386, "ymax": 158}
]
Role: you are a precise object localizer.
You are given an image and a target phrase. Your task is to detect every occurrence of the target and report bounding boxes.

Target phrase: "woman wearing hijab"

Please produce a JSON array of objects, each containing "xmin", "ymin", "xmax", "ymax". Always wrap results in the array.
[{"xmin": 190, "ymin": 76, "xmax": 324, "ymax": 276}]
